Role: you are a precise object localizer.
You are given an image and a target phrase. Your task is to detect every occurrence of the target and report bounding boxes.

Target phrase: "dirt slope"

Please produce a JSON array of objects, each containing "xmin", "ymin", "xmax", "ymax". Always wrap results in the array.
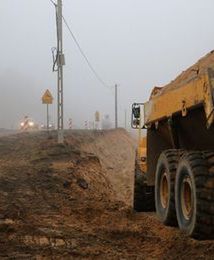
[
  {"xmin": 79, "ymin": 129, "xmax": 135, "ymax": 206},
  {"xmin": 0, "ymin": 130, "xmax": 214, "ymax": 259}
]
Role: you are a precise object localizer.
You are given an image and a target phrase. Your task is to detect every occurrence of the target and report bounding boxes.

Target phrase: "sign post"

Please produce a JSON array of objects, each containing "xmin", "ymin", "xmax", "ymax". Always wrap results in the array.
[
  {"xmin": 95, "ymin": 111, "xmax": 100, "ymax": 130},
  {"xmin": 47, "ymin": 104, "xmax": 49, "ymax": 132},
  {"xmin": 69, "ymin": 118, "xmax": 72, "ymax": 129},
  {"xmin": 42, "ymin": 89, "xmax": 54, "ymax": 134}
]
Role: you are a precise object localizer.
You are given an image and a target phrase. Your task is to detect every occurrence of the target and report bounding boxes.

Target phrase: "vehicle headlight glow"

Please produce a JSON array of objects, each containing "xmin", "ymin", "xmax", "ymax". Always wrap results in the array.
[
  {"xmin": 29, "ymin": 121, "xmax": 34, "ymax": 127},
  {"xmin": 20, "ymin": 122, "xmax": 24, "ymax": 127}
]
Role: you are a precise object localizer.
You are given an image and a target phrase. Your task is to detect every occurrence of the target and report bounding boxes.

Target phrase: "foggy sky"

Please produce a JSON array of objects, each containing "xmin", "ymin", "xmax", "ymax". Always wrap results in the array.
[{"xmin": 1, "ymin": 0, "xmax": 214, "ymax": 129}]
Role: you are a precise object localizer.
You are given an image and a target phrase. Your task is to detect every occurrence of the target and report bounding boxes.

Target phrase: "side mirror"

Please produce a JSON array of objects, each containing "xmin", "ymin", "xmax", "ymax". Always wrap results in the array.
[
  {"xmin": 131, "ymin": 103, "xmax": 144, "ymax": 129},
  {"xmin": 132, "ymin": 106, "xmax": 140, "ymax": 119}
]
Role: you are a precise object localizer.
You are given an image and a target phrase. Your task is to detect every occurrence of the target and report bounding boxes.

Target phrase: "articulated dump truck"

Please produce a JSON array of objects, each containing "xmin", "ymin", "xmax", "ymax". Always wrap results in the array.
[{"xmin": 132, "ymin": 51, "xmax": 214, "ymax": 239}]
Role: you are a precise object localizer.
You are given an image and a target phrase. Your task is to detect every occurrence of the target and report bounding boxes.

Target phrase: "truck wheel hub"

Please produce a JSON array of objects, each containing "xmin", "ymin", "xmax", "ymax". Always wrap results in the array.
[
  {"xmin": 160, "ymin": 172, "xmax": 169, "ymax": 209},
  {"xmin": 181, "ymin": 177, "xmax": 193, "ymax": 220}
]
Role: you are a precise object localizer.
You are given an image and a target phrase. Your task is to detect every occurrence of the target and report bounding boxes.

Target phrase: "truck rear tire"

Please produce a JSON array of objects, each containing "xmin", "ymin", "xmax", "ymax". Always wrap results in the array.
[
  {"xmin": 155, "ymin": 150, "xmax": 180, "ymax": 226},
  {"xmin": 134, "ymin": 170, "xmax": 155, "ymax": 212},
  {"xmin": 175, "ymin": 151, "xmax": 214, "ymax": 239}
]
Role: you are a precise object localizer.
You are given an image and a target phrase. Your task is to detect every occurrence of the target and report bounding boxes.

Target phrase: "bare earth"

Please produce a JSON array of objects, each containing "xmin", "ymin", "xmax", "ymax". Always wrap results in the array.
[{"xmin": 0, "ymin": 129, "xmax": 214, "ymax": 259}]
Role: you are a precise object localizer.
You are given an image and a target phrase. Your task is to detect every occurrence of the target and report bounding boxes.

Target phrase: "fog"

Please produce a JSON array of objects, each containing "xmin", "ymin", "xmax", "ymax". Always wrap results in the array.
[{"xmin": 1, "ymin": 0, "xmax": 214, "ymax": 129}]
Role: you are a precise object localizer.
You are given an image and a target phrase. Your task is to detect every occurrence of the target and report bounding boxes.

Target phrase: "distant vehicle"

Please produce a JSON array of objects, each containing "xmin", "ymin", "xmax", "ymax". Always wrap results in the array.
[
  {"xmin": 40, "ymin": 123, "xmax": 55, "ymax": 130},
  {"xmin": 20, "ymin": 116, "xmax": 39, "ymax": 131}
]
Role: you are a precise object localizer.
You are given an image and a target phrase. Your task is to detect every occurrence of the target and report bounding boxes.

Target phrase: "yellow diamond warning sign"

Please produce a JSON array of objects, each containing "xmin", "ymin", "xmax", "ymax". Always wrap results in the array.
[
  {"xmin": 42, "ymin": 89, "xmax": 53, "ymax": 104},
  {"xmin": 95, "ymin": 111, "xmax": 100, "ymax": 122}
]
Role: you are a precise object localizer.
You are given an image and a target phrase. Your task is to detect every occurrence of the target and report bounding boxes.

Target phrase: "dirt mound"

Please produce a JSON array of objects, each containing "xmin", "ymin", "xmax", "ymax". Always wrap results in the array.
[
  {"xmin": 77, "ymin": 128, "xmax": 136, "ymax": 206},
  {"xmin": 151, "ymin": 50, "xmax": 214, "ymax": 98},
  {"xmin": 0, "ymin": 130, "xmax": 214, "ymax": 259},
  {"xmin": 0, "ymin": 129, "xmax": 135, "ymax": 258},
  {"xmin": 0, "ymin": 131, "xmax": 120, "ymax": 220}
]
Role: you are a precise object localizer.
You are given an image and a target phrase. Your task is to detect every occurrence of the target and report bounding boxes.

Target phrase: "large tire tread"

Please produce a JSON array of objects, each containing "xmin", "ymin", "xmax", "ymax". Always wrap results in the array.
[
  {"xmin": 155, "ymin": 149, "xmax": 183, "ymax": 226},
  {"xmin": 176, "ymin": 151, "xmax": 214, "ymax": 239}
]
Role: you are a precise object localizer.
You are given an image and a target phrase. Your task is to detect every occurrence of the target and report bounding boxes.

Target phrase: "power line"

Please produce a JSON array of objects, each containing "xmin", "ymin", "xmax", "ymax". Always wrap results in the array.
[
  {"xmin": 49, "ymin": 0, "xmax": 112, "ymax": 90},
  {"xmin": 49, "ymin": 0, "xmax": 56, "ymax": 6},
  {"xmin": 62, "ymin": 16, "xmax": 112, "ymax": 90}
]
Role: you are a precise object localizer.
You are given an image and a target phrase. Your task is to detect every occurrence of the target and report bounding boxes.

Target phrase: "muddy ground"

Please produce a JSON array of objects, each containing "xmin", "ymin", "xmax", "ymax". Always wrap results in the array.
[{"xmin": 0, "ymin": 129, "xmax": 214, "ymax": 259}]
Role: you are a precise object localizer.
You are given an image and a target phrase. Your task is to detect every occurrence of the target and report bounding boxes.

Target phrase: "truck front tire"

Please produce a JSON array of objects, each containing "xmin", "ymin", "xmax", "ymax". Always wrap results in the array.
[{"xmin": 155, "ymin": 150, "xmax": 180, "ymax": 226}]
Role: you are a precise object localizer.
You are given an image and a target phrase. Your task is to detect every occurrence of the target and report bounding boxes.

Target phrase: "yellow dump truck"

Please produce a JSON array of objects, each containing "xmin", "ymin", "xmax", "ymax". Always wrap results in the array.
[{"xmin": 132, "ymin": 51, "xmax": 214, "ymax": 239}]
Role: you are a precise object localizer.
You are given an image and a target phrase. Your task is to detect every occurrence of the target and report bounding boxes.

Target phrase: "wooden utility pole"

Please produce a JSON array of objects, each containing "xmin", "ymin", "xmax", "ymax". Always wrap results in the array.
[
  {"xmin": 124, "ymin": 109, "xmax": 127, "ymax": 130},
  {"xmin": 115, "ymin": 84, "xmax": 118, "ymax": 128}
]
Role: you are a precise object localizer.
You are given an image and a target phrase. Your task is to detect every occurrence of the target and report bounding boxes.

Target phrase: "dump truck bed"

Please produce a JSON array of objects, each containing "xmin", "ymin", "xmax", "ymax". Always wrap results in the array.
[
  {"xmin": 144, "ymin": 51, "xmax": 214, "ymax": 127},
  {"xmin": 151, "ymin": 50, "xmax": 214, "ymax": 98}
]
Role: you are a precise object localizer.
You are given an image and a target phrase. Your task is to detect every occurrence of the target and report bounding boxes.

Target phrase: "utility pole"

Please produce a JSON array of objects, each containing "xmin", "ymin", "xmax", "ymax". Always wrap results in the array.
[
  {"xmin": 115, "ymin": 84, "xmax": 118, "ymax": 128},
  {"xmin": 124, "ymin": 109, "xmax": 127, "ymax": 130},
  {"xmin": 56, "ymin": 0, "xmax": 65, "ymax": 143}
]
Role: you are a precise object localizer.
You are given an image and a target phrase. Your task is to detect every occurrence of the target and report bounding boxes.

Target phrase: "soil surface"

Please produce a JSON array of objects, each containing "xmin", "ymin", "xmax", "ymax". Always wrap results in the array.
[{"xmin": 0, "ymin": 129, "xmax": 214, "ymax": 259}]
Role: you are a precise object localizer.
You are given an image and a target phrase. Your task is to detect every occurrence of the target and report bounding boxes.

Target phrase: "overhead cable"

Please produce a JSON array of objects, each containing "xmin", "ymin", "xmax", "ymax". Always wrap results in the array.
[
  {"xmin": 49, "ymin": 0, "xmax": 113, "ymax": 91},
  {"xmin": 62, "ymin": 16, "xmax": 112, "ymax": 90}
]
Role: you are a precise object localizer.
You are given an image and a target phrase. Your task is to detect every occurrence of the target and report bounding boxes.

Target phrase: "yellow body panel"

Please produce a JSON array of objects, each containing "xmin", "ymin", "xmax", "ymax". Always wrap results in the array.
[
  {"xmin": 144, "ymin": 70, "xmax": 214, "ymax": 128},
  {"xmin": 136, "ymin": 68, "xmax": 214, "ymax": 176}
]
